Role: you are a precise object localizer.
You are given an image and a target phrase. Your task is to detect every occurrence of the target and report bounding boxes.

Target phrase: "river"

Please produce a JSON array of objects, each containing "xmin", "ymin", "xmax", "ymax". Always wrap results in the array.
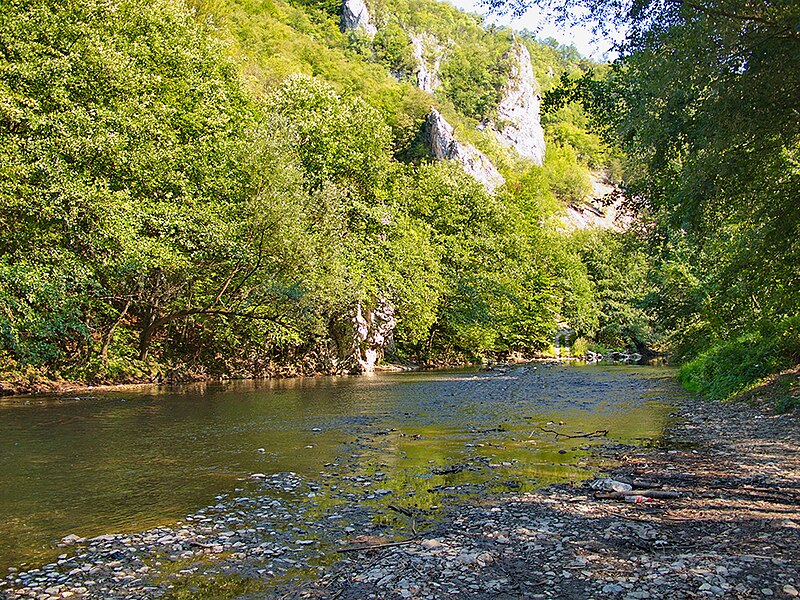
[{"xmin": 0, "ymin": 364, "xmax": 685, "ymax": 576}]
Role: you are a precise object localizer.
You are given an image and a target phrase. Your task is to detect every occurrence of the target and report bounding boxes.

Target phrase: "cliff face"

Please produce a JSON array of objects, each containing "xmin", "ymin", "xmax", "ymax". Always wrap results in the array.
[
  {"xmin": 559, "ymin": 175, "xmax": 632, "ymax": 232},
  {"xmin": 410, "ymin": 33, "xmax": 445, "ymax": 94},
  {"xmin": 341, "ymin": 0, "xmax": 377, "ymax": 37},
  {"xmin": 492, "ymin": 43, "xmax": 546, "ymax": 166},
  {"xmin": 330, "ymin": 300, "xmax": 396, "ymax": 374},
  {"xmin": 425, "ymin": 109, "xmax": 505, "ymax": 193}
]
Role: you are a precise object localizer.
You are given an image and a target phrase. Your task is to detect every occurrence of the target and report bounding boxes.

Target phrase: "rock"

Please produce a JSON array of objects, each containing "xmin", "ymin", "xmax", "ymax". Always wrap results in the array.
[
  {"xmin": 490, "ymin": 43, "xmax": 545, "ymax": 165},
  {"xmin": 59, "ymin": 535, "xmax": 82, "ymax": 546},
  {"xmin": 340, "ymin": 0, "xmax": 376, "ymax": 37},
  {"xmin": 421, "ymin": 539, "xmax": 443, "ymax": 549},
  {"xmin": 425, "ymin": 109, "xmax": 505, "ymax": 193},
  {"xmin": 329, "ymin": 298, "xmax": 396, "ymax": 374},
  {"xmin": 410, "ymin": 33, "xmax": 446, "ymax": 93},
  {"xmin": 783, "ymin": 585, "xmax": 799, "ymax": 597}
]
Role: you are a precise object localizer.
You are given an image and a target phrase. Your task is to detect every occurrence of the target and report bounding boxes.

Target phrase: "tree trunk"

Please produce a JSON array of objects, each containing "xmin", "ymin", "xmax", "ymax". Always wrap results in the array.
[{"xmin": 101, "ymin": 299, "xmax": 131, "ymax": 364}]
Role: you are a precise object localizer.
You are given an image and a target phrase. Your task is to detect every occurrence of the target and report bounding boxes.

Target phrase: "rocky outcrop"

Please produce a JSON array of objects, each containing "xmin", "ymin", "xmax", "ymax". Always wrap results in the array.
[
  {"xmin": 559, "ymin": 174, "xmax": 632, "ymax": 232},
  {"xmin": 411, "ymin": 33, "xmax": 445, "ymax": 94},
  {"xmin": 492, "ymin": 43, "xmax": 546, "ymax": 165},
  {"xmin": 425, "ymin": 109, "xmax": 505, "ymax": 193},
  {"xmin": 352, "ymin": 301, "xmax": 395, "ymax": 373},
  {"xmin": 340, "ymin": 0, "xmax": 376, "ymax": 38},
  {"xmin": 330, "ymin": 300, "xmax": 396, "ymax": 374}
]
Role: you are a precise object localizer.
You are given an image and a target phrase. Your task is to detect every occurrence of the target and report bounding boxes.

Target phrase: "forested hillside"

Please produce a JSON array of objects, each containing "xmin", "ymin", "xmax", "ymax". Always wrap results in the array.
[
  {"xmin": 0, "ymin": 0, "xmax": 634, "ymax": 388},
  {"xmin": 4, "ymin": 0, "xmax": 793, "ymax": 409},
  {"xmin": 490, "ymin": 0, "xmax": 800, "ymax": 408}
]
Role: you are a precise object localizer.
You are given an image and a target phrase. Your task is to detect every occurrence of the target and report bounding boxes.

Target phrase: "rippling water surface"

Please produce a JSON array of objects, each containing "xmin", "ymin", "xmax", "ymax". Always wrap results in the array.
[{"xmin": 0, "ymin": 364, "xmax": 685, "ymax": 570}]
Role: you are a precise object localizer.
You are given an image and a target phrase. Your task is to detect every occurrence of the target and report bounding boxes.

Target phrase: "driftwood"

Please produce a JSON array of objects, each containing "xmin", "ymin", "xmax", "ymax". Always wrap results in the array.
[
  {"xmin": 594, "ymin": 489, "xmax": 682, "ymax": 501},
  {"xmin": 537, "ymin": 427, "xmax": 609, "ymax": 439},
  {"xmin": 388, "ymin": 504, "xmax": 413, "ymax": 517},
  {"xmin": 337, "ymin": 538, "xmax": 418, "ymax": 553}
]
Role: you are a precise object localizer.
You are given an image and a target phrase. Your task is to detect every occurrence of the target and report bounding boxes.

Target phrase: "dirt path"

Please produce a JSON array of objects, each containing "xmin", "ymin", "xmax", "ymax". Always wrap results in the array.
[{"xmin": 288, "ymin": 398, "xmax": 800, "ymax": 599}]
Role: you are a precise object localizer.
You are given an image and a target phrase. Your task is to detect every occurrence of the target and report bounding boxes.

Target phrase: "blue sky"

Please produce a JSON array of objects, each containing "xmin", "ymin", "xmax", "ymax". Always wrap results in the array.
[{"xmin": 445, "ymin": 0, "xmax": 622, "ymax": 60}]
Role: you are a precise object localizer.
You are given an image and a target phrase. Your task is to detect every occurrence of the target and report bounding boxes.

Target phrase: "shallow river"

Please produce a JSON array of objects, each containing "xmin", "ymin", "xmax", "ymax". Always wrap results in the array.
[{"xmin": 0, "ymin": 364, "xmax": 685, "ymax": 572}]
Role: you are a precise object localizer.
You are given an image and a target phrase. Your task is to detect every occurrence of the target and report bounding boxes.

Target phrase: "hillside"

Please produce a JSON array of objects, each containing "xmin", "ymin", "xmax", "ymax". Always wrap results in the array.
[{"xmin": 0, "ymin": 0, "xmax": 641, "ymax": 388}]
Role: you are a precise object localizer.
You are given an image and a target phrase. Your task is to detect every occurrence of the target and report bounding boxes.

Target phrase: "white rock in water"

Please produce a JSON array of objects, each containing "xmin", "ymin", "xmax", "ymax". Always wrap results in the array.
[
  {"xmin": 340, "ymin": 0, "xmax": 376, "ymax": 38},
  {"xmin": 59, "ymin": 534, "xmax": 83, "ymax": 546},
  {"xmin": 426, "ymin": 109, "xmax": 505, "ymax": 193},
  {"xmin": 492, "ymin": 43, "xmax": 546, "ymax": 165}
]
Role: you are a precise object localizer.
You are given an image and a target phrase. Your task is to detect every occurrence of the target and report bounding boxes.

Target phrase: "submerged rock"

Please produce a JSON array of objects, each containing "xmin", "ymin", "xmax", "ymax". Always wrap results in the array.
[{"xmin": 425, "ymin": 109, "xmax": 505, "ymax": 193}]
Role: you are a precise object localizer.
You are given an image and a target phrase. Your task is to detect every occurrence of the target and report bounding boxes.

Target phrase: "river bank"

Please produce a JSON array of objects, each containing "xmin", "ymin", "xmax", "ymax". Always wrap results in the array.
[
  {"xmin": 288, "ymin": 395, "xmax": 800, "ymax": 599},
  {"xmin": 1, "ymin": 367, "xmax": 797, "ymax": 599}
]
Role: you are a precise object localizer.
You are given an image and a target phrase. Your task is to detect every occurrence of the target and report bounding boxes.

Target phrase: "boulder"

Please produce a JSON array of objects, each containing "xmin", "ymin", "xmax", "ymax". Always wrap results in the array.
[{"xmin": 425, "ymin": 109, "xmax": 505, "ymax": 193}]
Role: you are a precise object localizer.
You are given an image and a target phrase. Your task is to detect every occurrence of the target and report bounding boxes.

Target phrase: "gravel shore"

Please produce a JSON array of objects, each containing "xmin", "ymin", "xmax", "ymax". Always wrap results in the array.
[
  {"xmin": 289, "ymin": 397, "xmax": 800, "ymax": 599},
  {"xmin": 2, "ymin": 388, "xmax": 798, "ymax": 599}
]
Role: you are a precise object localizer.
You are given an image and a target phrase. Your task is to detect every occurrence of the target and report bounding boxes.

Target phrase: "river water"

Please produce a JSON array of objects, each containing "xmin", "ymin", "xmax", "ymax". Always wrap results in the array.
[{"xmin": 0, "ymin": 364, "xmax": 684, "ymax": 572}]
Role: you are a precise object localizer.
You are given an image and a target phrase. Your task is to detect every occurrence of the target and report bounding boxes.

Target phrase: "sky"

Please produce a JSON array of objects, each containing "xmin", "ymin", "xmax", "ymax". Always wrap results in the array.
[{"xmin": 445, "ymin": 0, "xmax": 622, "ymax": 60}]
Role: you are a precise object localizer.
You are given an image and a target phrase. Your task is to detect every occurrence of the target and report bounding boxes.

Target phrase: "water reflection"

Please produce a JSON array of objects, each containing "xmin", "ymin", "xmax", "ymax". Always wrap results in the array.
[{"xmin": 0, "ymin": 364, "xmax": 684, "ymax": 570}]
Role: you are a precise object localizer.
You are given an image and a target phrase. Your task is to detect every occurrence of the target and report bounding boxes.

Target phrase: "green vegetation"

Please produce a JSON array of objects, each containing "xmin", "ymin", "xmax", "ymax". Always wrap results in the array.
[
  {"xmin": 490, "ymin": 0, "xmax": 800, "ymax": 407},
  {"xmin": 0, "ymin": 0, "xmax": 619, "ymax": 386},
  {"xmin": 15, "ymin": 0, "xmax": 787, "ymax": 404}
]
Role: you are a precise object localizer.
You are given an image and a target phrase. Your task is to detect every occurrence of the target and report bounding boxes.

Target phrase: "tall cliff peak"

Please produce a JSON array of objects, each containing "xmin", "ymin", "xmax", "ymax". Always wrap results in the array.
[
  {"xmin": 426, "ymin": 109, "xmax": 505, "ymax": 193},
  {"xmin": 410, "ymin": 32, "xmax": 446, "ymax": 94},
  {"xmin": 493, "ymin": 42, "xmax": 546, "ymax": 165},
  {"xmin": 341, "ymin": 0, "xmax": 377, "ymax": 38}
]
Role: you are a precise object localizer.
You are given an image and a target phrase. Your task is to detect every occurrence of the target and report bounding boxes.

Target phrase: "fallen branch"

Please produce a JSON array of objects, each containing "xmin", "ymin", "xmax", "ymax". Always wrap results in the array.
[
  {"xmin": 388, "ymin": 504, "xmax": 413, "ymax": 517},
  {"xmin": 537, "ymin": 427, "xmax": 609, "ymax": 439},
  {"xmin": 337, "ymin": 538, "xmax": 419, "ymax": 553},
  {"xmin": 388, "ymin": 504, "xmax": 417, "ymax": 536}
]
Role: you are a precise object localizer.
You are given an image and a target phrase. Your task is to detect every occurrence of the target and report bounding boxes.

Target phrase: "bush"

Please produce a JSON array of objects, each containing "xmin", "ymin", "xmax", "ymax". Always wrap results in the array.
[{"xmin": 679, "ymin": 317, "xmax": 800, "ymax": 402}]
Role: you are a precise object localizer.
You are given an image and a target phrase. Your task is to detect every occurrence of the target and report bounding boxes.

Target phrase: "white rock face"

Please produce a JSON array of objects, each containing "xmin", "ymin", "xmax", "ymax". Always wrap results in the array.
[
  {"xmin": 426, "ymin": 109, "xmax": 505, "ymax": 193},
  {"xmin": 340, "ymin": 0, "xmax": 377, "ymax": 38},
  {"xmin": 411, "ymin": 33, "xmax": 445, "ymax": 93},
  {"xmin": 493, "ymin": 43, "xmax": 546, "ymax": 165},
  {"xmin": 329, "ymin": 299, "xmax": 396, "ymax": 374},
  {"xmin": 559, "ymin": 174, "xmax": 632, "ymax": 232},
  {"xmin": 352, "ymin": 301, "xmax": 395, "ymax": 373}
]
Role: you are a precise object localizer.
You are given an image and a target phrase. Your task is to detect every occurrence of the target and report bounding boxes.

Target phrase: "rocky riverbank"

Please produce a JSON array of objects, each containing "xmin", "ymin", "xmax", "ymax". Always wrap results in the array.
[
  {"xmin": 2, "ymin": 385, "xmax": 798, "ymax": 599},
  {"xmin": 286, "ymin": 396, "xmax": 799, "ymax": 599}
]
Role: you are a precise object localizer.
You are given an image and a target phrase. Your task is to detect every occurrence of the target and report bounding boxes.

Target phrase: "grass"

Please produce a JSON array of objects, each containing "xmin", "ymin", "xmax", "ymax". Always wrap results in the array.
[{"xmin": 730, "ymin": 365, "xmax": 800, "ymax": 414}]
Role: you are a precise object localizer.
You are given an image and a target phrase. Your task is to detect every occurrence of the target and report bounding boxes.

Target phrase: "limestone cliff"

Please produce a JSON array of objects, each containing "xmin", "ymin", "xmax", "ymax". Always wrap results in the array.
[
  {"xmin": 330, "ymin": 300, "xmax": 396, "ymax": 374},
  {"xmin": 425, "ymin": 109, "xmax": 505, "ymax": 193},
  {"xmin": 341, "ymin": 0, "xmax": 377, "ymax": 38},
  {"xmin": 559, "ymin": 175, "xmax": 632, "ymax": 231},
  {"xmin": 410, "ymin": 33, "xmax": 445, "ymax": 94},
  {"xmin": 492, "ymin": 43, "xmax": 546, "ymax": 166}
]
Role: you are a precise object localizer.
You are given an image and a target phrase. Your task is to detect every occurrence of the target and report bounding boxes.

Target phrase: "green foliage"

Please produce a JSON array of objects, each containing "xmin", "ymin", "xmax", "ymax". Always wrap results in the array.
[
  {"xmin": 542, "ymin": 144, "xmax": 592, "ymax": 204},
  {"xmin": 571, "ymin": 230, "xmax": 654, "ymax": 351},
  {"xmin": 679, "ymin": 316, "xmax": 800, "ymax": 401},
  {"xmin": 0, "ymin": 0, "xmax": 614, "ymax": 382}
]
